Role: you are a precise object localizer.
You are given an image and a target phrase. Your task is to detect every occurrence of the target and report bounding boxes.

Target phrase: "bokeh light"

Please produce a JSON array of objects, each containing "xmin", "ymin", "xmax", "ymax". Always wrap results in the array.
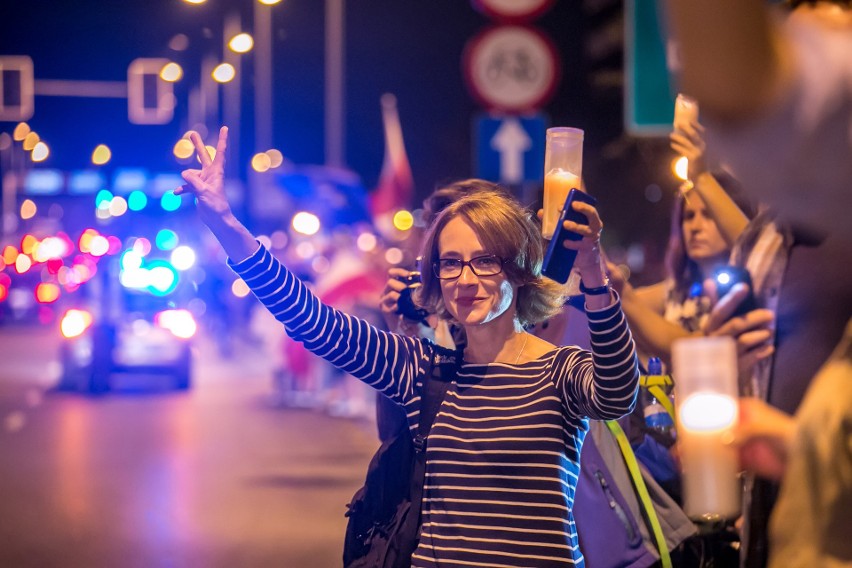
[
  {"xmin": 266, "ymin": 149, "xmax": 284, "ymax": 168},
  {"xmin": 20, "ymin": 199, "xmax": 37, "ymax": 220},
  {"xmin": 171, "ymin": 245, "xmax": 196, "ymax": 270},
  {"xmin": 173, "ymin": 138, "xmax": 194, "ymax": 160},
  {"xmin": 95, "ymin": 189, "xmax": 114, "ymax": 208},
  {"xmin": 89, "ymin": 235, "xmax": 110, "ymax": 257},
  {"xmin": 92, "ymin": 144, "xmax": 111, "ymax": 165},
  {"xmin": 161, "ymin": 191, "xmax": 182, "ymax": 212},
  {"xmin": 291, "ymin": 212, "xmax": 321, "ymax": 236},
  {"xmin": 251, "ymin": 152, "xmax": 272, "ymax": 172},
  {"xmin": 392, "ymin": 210, "xmax": 414, "ymax": 231},
  {"xmin": 31, "ymin": 142, "xmax": 50, "ymax": 162},
  {"xmin": 168, "ymin": 34, "xmax": 189, "ymax": 51},
  {"xmin": 109, "ymin": 196, "xmax": 128, "ymax": 217},
  {"xmin": 22, "ymin": 131, "xmax": 39, "ymax": 151},
  {"xmin": 156, "ymin": 229, "xmax": 179, "ymax": 251},
  {"xmin": 13, "ymin": 123, "xmax": 30, "ymax": 141},
  {"xmin": 60, "ymin": 309, "xmax": 93, "ymax": 339},
  {"xmin": 21, "ymin": 234, "xmax": 37, "ymax": 255},
  {"xmin": 132, "ymin": 237, "xmax": 152, "ymax": 256},
  {"xmin": 385, "ymin": 247, "xmax": 404, "ymax": 265},
  {"xmin": 36, "ymin": 282, "xmax": 61, "ymax": 304},
  {"xmin": 228, "ymin": 33, "xmax": 254, "ymax": 53},
  {"xmin": 356, "ymin": 232, "xmax": 377, "ymax": 252},
  {"xmin": 212, "ymin": 63, "xmax": 235, "ymax": 83},
  {"xmin": 128, "ymin": 190, "xmax": 148, "ymax": 211},
  {"xmin": 15, "ymin": 253, "xmax": 32, "ymax": 274},
  {"xmin": 231, "ymin": 278, "xmax": 251, "ymax": 298},
  {"xmin": 160, "ymin": 62, "xmax": 183, "ymax": 82}
]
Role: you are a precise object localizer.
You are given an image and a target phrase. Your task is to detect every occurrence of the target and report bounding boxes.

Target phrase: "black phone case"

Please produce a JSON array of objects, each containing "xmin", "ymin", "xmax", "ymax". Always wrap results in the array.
[
  {"xmin": 713, "ymin": 265, "xmax": 758, "ymax": 318},
  {"xmin": 542, "ymin": 189, "xmax": 598, "ymax": 284}
]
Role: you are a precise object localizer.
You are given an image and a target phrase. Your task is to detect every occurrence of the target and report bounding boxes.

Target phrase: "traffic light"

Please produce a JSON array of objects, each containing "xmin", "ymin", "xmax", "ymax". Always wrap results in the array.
[
  {"xmin": 0, "ymin": 56, "xmax": 35, "ymax": 122},
  {"xmin": 127, "ymin": 58, "xmax": 174, "ymax": 125}
]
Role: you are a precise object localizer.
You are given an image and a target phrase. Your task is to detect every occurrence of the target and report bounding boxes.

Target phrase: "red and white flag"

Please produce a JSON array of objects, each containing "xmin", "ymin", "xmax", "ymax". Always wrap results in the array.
[{"xmin": 368, "ymin": 93, "xmax": 415, "ymax": 225}]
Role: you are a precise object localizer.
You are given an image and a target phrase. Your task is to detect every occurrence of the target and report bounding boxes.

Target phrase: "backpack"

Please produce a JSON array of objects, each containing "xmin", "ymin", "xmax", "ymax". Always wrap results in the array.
[{"xmin": 343, "ymin": 345, "xmax": 457, "ymax": 568}]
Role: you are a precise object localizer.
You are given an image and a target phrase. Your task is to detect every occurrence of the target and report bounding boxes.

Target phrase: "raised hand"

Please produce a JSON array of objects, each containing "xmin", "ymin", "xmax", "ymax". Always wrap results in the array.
[
  {"xmin": 556, "ymin": 200, "xmax": 605, "ymax": 286},
  {"xmin": 670, "ymin": 120, "xmax": 708, "ymax": 180},
  {"xmin": 535, "ymin": 200, "xmax": 604, "ymax": 272},
  {"xmin": 380, "ymin": 267, "xmax": 415, "ymax": 330},
  {"xmin": 175, "ymin": 126, "xmax": 257, "ymax": 262},
  {"xmin": 177, "ymin": 126, "xmax": 231, "ymax": 226},
  {"xmin": 704, "ymin": 282, "xmax": 776, "ymax": 380}
]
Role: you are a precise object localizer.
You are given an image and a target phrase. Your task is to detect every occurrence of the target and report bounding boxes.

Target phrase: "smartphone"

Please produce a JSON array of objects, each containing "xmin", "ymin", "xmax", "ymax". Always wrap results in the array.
[
  {"xmin": 713, "ymin": 265, "xmax": 758, "ymax": 318},
  {"xmin": 542, "ymin": 188, "xmax": 598, "ymax": 284},
  {"xmin": 673, "ymin": 93, "xmax": 699, "ymax": 135}
]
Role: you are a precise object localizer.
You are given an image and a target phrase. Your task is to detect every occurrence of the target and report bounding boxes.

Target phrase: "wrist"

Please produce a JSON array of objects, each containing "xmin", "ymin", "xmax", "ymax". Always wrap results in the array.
[{"xmin": 580, "ymin": 278, "xmax": 611, "ymax": 296}]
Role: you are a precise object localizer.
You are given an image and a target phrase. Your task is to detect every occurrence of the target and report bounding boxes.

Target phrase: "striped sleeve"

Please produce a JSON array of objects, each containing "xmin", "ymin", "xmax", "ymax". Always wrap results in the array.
[
  {"xmin": 557, "ymin": 293, "xmax": 639, "ymax": 420},
  {"xmin": 227, "ymin": 243, "xmax": 427, "ymax": 403}
]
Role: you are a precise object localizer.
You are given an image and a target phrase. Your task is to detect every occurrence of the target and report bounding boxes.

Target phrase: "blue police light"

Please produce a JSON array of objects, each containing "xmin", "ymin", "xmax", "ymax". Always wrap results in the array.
[
  {"xmin": 160, "ymin": 190, "xmax": 181, "ymax": 212},
  {"xmin": 155, "ymin": 229, "xmax": 179, "ymax": 251},
  {"xmin": 95, "ymin": 189, "xmax": 114, "ymax": 208},
  {"xmin": 145, "ymin": 260, "xmax": 179, "ymax": 296},
  {"xmin": 128, "ymin": 190, "xmax": 148, "ymax": 211}
]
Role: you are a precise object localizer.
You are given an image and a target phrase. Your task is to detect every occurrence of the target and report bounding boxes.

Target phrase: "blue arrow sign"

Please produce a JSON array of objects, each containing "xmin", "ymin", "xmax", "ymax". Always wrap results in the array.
[{"xmin": 475, "ymin": 113, "xmax": 547, "ymax": 184}]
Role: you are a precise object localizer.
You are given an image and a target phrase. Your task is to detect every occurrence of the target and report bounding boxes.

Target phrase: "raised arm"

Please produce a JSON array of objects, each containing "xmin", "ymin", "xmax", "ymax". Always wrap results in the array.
[
  {"xmin": 177, "ymin": 127, "xmax": 258, "ymax": 262},
  {"xmin": 558, "ymin": 296, "xmax": 640, "ymax": 421},
  {"xmin": 177, "ymin": 126, "xmax": 427, "ymax": 404},
  {"xmin": 670, "ymin": 120, "xmax": 750, "ymax": 247}
]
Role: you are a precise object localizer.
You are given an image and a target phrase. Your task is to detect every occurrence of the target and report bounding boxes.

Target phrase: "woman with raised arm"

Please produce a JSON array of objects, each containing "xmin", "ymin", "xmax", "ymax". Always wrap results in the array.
[{"xmin": 178, "ymin": 126, "xmax": 639, "ymax": 567}]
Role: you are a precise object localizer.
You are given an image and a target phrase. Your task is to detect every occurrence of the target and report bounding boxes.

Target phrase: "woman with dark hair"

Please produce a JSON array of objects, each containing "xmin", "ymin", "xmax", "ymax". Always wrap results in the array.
[
  {"xmin": 179, "ymin": 127, "xmax": 639, "ymax": 567},
  {"xmin": 610, "ymin": 119, "xmax": 754, "ymax": 363}
]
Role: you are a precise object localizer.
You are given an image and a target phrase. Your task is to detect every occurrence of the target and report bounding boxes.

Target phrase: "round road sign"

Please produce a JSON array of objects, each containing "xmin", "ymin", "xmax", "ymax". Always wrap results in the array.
[
  {"xmin": 463, "ymin": 25, "xmax": 560, "ymax": 113},
  {"xmin": 472, "ymin": 0, "xmax": 556, "ymax": 23}
]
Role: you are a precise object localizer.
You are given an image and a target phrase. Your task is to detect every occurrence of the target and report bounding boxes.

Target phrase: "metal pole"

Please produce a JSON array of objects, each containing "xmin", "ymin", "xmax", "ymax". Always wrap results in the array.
[
  {"xmin": 254, "ymin": 1, "xmax": 273, "ymax": 154},
  {"xmin": 325, "ymin": 0, "xmax": 345, "ymax": 168},
  {"xmin": 223, "ymin": 11, "xmax": 242, "ymax": 180},
  {"xmin": 201, "ymin": 54, "xmax": 219, "ymax": 134}
]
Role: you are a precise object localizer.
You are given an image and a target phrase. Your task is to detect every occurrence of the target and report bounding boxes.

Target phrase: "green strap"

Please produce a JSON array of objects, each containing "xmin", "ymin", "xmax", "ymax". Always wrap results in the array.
[{"xmin": 604, "ymin": 420, "xmax": 672, "ymax": 568}]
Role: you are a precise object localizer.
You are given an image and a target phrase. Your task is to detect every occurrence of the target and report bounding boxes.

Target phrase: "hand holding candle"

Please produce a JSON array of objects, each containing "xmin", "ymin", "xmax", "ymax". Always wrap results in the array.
[{"xmin": 541, "ymin": 127, "xmax": 584, "ymax": 240}]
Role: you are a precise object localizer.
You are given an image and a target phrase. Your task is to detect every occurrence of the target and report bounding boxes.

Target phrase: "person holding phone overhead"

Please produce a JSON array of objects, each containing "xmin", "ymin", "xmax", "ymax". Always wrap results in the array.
[{"xmin": 178, "ymin": 126, "xmax": 639, "ymax": 567}]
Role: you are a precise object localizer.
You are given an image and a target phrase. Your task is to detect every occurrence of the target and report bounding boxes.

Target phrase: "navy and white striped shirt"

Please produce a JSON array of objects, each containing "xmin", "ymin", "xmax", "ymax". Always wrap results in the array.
[{"xmin": 231, "ymin": 244, "xmax": 639, "ymax": 567}]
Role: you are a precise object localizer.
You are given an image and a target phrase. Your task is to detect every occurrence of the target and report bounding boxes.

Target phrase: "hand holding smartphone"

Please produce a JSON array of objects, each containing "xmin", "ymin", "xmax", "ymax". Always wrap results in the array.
[
  {"xmin": 713, "ymin": 266, "xmax": 758, "ymax": 318},
  {"xmin": 673, "ymin": 93, "xmax": 699, "ymax": 135},
  {"xmin": 542, "ymin": 188, "xmax": 598, "ymax": 284}
]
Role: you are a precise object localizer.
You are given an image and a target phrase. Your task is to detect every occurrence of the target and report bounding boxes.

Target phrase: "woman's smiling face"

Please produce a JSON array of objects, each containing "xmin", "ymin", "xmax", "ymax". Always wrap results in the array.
[{"xmin": 437, "ymin": 216, "xmax": 518, "ymax": 327}]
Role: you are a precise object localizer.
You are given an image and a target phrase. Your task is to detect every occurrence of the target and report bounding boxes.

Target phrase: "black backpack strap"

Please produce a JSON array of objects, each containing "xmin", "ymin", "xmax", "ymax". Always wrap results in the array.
[{"xmin": 398, "ymin": 346, "xmax": 457, "ymax": 561}]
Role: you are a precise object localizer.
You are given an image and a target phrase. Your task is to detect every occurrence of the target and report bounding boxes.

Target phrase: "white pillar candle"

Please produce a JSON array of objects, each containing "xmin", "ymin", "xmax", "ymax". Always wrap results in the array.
[{"xmin": 672, "ymin": 336, "xmax": 741, "ymax": 522}]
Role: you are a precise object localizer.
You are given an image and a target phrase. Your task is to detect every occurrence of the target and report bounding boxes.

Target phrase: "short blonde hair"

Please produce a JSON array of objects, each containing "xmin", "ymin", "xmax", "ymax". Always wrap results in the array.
[{"xmin": 415, "ymin": 189, "xmax": 565, "ymax": 327}]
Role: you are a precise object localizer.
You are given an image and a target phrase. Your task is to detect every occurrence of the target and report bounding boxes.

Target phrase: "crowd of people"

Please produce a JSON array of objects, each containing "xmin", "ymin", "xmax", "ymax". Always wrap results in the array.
[{"xmin": 171, "ymin": 0, "xmax": 850, "ymax": 566}]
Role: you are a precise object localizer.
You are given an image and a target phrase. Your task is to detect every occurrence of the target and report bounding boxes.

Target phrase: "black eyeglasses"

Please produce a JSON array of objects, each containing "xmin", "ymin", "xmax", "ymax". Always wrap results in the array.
[{"xmin": 432, "ymin": 255, "xmax": 504, "ymax": 280}]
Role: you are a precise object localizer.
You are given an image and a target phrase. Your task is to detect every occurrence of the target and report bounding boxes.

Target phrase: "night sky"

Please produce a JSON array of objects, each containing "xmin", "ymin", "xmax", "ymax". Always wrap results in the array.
[{"xmin": 1, "ymin": 0, "xmax": 679, "ymax": 276}]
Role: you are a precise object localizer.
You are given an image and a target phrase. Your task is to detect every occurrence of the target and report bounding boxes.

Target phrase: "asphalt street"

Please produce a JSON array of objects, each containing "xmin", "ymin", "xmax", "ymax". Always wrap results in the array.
[{"xmin": 0, "ymin": 323, "xmax": 379, "ymax": 568}]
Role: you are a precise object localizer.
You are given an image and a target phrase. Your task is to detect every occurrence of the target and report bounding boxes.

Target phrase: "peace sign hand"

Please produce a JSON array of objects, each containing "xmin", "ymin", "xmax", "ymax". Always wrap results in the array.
[{"xmin": 176, "ymin": 126, "xmax": 231, "ymax": 226}]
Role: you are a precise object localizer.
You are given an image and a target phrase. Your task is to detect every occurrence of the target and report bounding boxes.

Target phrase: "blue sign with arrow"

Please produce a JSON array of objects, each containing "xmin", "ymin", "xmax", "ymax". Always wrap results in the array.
[{"xmin": 475, "ymin": 114, "xmax": 547, "ymax": 184}]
